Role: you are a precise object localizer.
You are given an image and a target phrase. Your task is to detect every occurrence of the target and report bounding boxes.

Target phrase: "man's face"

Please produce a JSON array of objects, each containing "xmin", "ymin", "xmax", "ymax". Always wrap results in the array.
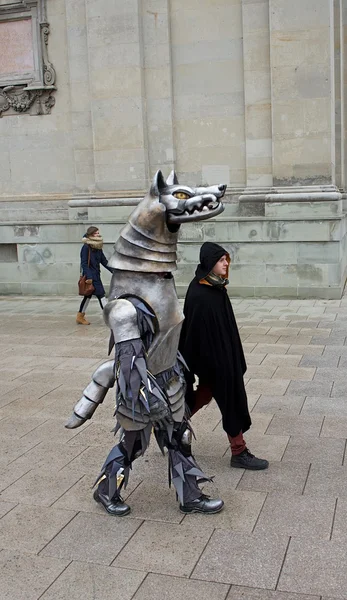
[{"xmin": 212, "ymin": 254, "xmax": 229, "ymax": 277}]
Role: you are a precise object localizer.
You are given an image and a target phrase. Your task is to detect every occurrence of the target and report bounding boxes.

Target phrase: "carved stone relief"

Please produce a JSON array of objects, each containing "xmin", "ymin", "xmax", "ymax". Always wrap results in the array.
[{"xmin": 0, "ymin": 0, "xmax": 56, "ymax": 116}]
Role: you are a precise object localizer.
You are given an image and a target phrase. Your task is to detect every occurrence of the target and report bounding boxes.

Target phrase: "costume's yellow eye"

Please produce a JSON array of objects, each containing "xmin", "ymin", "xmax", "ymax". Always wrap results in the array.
[{"xmin": 173, "ymin": 192, "xmax": 190, "ymax": 200}]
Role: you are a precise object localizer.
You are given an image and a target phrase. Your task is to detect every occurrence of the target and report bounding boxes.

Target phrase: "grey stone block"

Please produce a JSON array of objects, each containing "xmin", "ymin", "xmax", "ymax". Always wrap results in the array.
[
  {"xmin": 0, "ymin": 550, "xmax": 69, "ymax": 600},
  {"xmin": 282, "ymin": 436, "xmax": 345, "ymax": 466},
  {"xmin": 191, "ymin": 530, "xmax": 289, "ymax": 588},
  {"xmin": 237, "ymin": 462, "xmax": 310, "ymax": 494},
  {"xmin": 254, "ymin": 493, "xmax": 335, "ymax": 540},
  {"xmin": 0, "ymin": 505, "xmax": 76, "ymax": 554},
  {"xmin": 132, "ymin": 573, "xmax": 229, "ymax": 600},
  {"xmin": 321, "ymin": 416, "xmax": 347, "ymax": 439},
  {"xmin": 113, "ymin": 520, "xmax": 215, "ymax": 576},
  {"xmin": 226, "ymin": 588, "xmax": 320, "ymax": 600},
  {"xmin": 301, "ymin": 396, "xmax": 347, "ymax": 417},
  {"xmin": 285, "ymin": 380, "xmax": 333, "ymax": 396},
  {"xmin": 42, "ymin": 512, "xmax": 141, "ymax": 565},
  {"xmin": 0, "ymin": 467, "xmax": 84, "ymax": 507},
  {"xmin": 180, "ymin": 490, "xmax": 266, "ymax": 533},
  {"xmin": 40, "ymin": 562, "xmax": 146, "ymax": 600},
  {"xmin": 304, "ymin": 464, "xmax": 347, "ymax": 497},
  {"xmin": 300, "ymin": 355, "xmax": 339, "ymax": 367},
  {"xmin": 278, "ymin": 537, "xmax": 347, "ymax": 597},
  {"xmin": 266, "ymin": 415, "xmax": 324, "ymax": 437},
  {"xmin": 252, "ymin": 395, "xmax": 305, "ymax": 415}
]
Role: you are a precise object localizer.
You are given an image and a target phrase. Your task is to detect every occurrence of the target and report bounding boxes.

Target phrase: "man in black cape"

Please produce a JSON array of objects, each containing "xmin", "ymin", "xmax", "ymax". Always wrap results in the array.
[{"xmin": 179, "ymin": 242, "xmax": 269, "ymax": 470}]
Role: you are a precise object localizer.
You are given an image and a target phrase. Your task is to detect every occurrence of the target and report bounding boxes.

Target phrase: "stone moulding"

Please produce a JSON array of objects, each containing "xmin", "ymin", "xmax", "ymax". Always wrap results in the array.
[{"xmin": 0, "ymin": 0, "xmax": 56, "ymax": 117}]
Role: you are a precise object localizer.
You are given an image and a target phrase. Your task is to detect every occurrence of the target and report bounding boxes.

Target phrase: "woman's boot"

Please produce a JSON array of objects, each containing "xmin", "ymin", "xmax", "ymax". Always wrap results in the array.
[{"xmin": 76, "ymin": 312, "xmax": 90, "ymax": 325}]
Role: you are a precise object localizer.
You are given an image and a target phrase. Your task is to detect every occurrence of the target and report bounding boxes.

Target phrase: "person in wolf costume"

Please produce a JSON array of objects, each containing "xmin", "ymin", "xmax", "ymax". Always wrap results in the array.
[{"xmin": 65, "ymin": 170, "xmax": 225, "ymax": 516}]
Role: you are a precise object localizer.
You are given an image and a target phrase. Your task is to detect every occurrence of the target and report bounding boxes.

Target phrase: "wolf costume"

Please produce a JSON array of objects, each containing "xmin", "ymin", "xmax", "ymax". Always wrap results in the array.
[{"xmin": 65, "ymin": 170, "xmax": 226, "ymax": 516}]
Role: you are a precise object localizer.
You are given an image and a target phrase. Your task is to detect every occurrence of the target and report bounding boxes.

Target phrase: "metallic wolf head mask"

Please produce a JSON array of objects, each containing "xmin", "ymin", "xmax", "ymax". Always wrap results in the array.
[{"xmin": 108, "ymin": 170, "xmax": 226, "ymax": 273}]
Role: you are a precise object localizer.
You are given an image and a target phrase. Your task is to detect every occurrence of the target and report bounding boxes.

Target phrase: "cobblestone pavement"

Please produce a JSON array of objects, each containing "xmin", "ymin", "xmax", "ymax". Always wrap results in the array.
[{"xmin": 1, "ymin": 294, "xmax": 347, "ymax": 599}]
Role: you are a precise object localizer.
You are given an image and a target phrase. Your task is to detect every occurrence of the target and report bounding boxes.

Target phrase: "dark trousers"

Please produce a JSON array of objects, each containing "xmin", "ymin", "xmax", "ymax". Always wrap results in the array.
[
  {"xmin": 190, "ymin": 382, "xmax": 246, "ymax": 455},
  {"xmin": 79, "ymin": 295, "xmax": 106, "ymax": 313}
]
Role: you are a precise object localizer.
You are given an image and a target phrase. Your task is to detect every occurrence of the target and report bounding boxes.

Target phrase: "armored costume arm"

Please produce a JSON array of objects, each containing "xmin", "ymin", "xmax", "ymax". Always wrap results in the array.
[
  {"xmin": 66, "ymin": 297, "xmax": 173, "ymax": 430},
  {"xmin": 65, "ymin": 360, "xmax": 115, "ymax": 428},
  {"xmin": 105, "ymin": 298, "xmax": 173, "ymax": 430}
]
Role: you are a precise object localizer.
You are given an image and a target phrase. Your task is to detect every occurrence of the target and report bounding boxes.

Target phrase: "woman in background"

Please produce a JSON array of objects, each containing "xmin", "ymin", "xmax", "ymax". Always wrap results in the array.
[{"xmin": 76, "ymin": 226, "xmax": 113, "ymax": 325}]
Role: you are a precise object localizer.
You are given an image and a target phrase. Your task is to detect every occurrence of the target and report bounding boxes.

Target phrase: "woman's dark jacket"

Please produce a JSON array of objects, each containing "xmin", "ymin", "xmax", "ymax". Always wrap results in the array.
[
  {"xmin": 80, "ymin": 244, "xmax": 113, "ymax": 297},
  {"xmin": 179, "ymin": 242, "xmax": 251, "ymax": 438}
]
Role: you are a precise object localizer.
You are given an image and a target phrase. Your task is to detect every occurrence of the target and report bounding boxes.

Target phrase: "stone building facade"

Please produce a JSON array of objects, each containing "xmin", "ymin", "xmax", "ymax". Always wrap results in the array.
[{"xmin": 0, "ymin": 0, "xmax": 347, "ymax": 298}]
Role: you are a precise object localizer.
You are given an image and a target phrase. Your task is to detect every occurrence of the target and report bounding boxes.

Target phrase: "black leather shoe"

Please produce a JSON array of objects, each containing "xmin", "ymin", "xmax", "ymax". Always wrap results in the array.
[
  {"xmin": 93, "ymin": 488, "xmax": 131, "ymax": 516},
  {"xmin": 230, "ymin": 448, "xmax": 269, "ymax": 470},
  {"xmin": 179, "ymin": 494, "xmax": 224, "ymax": 514}
]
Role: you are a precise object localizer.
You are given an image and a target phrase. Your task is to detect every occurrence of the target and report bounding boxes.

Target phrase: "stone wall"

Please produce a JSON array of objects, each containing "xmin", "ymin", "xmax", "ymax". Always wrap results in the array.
[{"xmin": 0, "ymin": 0, "xmax": 347, "ymax": 298}]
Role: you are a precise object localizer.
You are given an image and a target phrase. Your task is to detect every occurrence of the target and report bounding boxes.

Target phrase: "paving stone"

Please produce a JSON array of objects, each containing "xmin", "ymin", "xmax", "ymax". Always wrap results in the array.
[
  {"xmin": 321, "ymin": 416, "xmax": 347, "ymax": 438},
  {"xmin": 313, "ymin": 368, "xmax": 347, "ymax": 382},
  {"xmin": 300, "ymin": 355, "xmax": 339, "ymax": 367},
  {"xmin": 0, "ymin": 500, "xmax": 17, "ymax": 519},
  {"xmin": 40, "ymin": 562, "xmax": 146, "ymax": 600},
  {"xmin": 254, "ymin": 493, "xmax": 335, "ymax": 540},
  {"xmin": 331, "ymin": 381, "xmax": 347, "ymax": 397},
  {"xmin": 0, "ymin": 504, "xmax": 76, "ymax": 554},
  {"xmin": 301, "ymin": 396, "xmax": 347, "ymax": 417},
  {"xmin": 42, "ymin": 512, "xmax": 141, "ymax": 565},
  {"xmin": 226, "ymin": 587, "xmax": 320, "ymax": 600},
  {"xmin": 287, "ymin": 345, "xmax": 324, "ymax": 356},
  {"xmin": 245, "ymin": 353, "xmax": 266, "ymax": 365},
  {"xmin": 262, "ymin": 354, "xmax": 302, "ymax": 367},
  {"xmin": 285, "ymin": 380, "xmax": 333, "ymax": 396},
  {"xmin": 246, "ymin": 379, "xmax": 290, "ymax": 396},
  {"xmin": 133, "ymin": 573, "xmax": 229, "ymax": 600},
  {"xmin": 244, "ymin": 335, "xmax": 281, "ymax": 344},
  {"xmin": 252, "ymin": 395, "xmax": 305, "ymax": 415},
  {"xmin": 124, "ymin": 481, "xmax": 185, "ymax": 524},
  {"xmin": 181, "ymin": 490, "xmax": 266, "ymax": 532},
  {"xmin": 266, "ymin": 415, "xmax": 324, "ymax": 437},
  {"xmin": 304, "ymin": 464, "xmax": 347, "ymax": 497},
  {"xmin": 245, "ymin": 365, "xmax": 277, "ymax": 378},
  {"xmin": 0, "ymin": 550, "xmax": 69, "ymax": 600},
  {"xmin": 9, "ymin": 441, "xmax": 88, "ymax": 472},
  {"xmin": 114, "ymin": 520, "xmax": 214, "ymax": 577},
  {"xmin": 278, "ymin": 336, "xmax": 313, "ymax": 345},
  {"xmin": 237, "ymin": 461, "xmax": 309, "ymax": 495},
  {"xmin": 0, "ymin": 467, "xmax": 84, "ymax": 506},
  {"xmin": 278, "ymin": 538, "xmax": 347, "ymax": 597},
  {"xmin": 282, "ymin": 436, "xmax": 345, "ymax": 466},
  {"xmin": 252, "ymin": 344, "xmax": 290, "ymax": 355},
  {"xmin": 191, "ymin": 530, "xmax": 289, "ymax": 588},
  {"xmin": 243, "ymin": 432, "xmax": 289, "ymax": 461},
  {"xmin": 330, "ymin": 498, "xmax": 347, "ymax": 543},
  {"xmin": 272, "ymin": 367, "xmax": 315, "ymax": 381}
]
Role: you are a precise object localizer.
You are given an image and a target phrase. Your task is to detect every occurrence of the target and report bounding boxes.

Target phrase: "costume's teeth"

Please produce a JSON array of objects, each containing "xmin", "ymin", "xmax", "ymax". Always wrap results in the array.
[
  {"xmin": 202, "ymin": 206, "xmax": 209, "ymax": 212},
  {"xmin": 193, "ymin": 209, "xmax": 200, "ymax": 215},
  {"xmin": 184, "ymin": 211, "xmax": 189, "ymax": 215}
]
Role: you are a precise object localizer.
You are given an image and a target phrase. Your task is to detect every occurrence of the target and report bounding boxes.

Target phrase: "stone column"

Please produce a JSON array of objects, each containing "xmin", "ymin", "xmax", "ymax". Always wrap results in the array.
[
  {"xmin": 65, "ymin": 0, "xmax": 96, "ymax": 193},
  {"xmin": 269, "ymin": 0, "xmax": 332, "ymax": 186},
  {"xmin": 85, "ymin": 0, "xmax": 148, "ymax": 192},
  {"xmin": 242, "ymin": 0, "xmax": 273, "ymax": 188},
  {"xmin": 140, "ymin": 0, "xmax": 175, "ymax": 177}
]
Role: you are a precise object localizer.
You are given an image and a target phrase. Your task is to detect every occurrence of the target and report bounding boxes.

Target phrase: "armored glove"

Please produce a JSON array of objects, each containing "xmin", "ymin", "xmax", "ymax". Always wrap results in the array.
[{"xmin": 147, "ymin": 389, "xmax": 173, "ymax": 430}]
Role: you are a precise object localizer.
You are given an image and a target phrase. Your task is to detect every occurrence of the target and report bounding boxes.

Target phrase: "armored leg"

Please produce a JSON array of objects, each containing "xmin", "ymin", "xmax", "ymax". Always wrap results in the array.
[{"xmin": 94, "ymin": 428, "xmax": 149, "ymax": 516}]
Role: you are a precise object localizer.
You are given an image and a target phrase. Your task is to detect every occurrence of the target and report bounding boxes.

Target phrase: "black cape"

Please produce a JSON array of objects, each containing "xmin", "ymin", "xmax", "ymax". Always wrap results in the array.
[{"xmin": 179, "ymin": 242, "xmax": 251, "ymax": 438}]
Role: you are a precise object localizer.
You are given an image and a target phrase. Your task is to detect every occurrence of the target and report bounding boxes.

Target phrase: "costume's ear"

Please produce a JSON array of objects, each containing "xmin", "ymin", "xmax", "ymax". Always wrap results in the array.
[
  {"xmin": 150, "ymin": 170, "xmax": 167, "ymax": 198},
  {"xmin": 166, "ymin": 170, "xmax": 179, "ymax": 186}
]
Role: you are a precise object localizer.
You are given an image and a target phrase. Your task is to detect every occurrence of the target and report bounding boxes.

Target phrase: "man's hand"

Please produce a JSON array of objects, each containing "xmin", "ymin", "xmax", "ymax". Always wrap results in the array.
[{"xmin": 85, "ymin": 279, "xmax": 92, "ymax": 284}]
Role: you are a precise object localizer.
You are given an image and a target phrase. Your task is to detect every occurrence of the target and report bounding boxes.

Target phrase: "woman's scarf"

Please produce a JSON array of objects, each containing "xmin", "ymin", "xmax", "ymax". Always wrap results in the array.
[{"xmin": 82, "ymin": 235, "xmax": 104, "ymax": 250}]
